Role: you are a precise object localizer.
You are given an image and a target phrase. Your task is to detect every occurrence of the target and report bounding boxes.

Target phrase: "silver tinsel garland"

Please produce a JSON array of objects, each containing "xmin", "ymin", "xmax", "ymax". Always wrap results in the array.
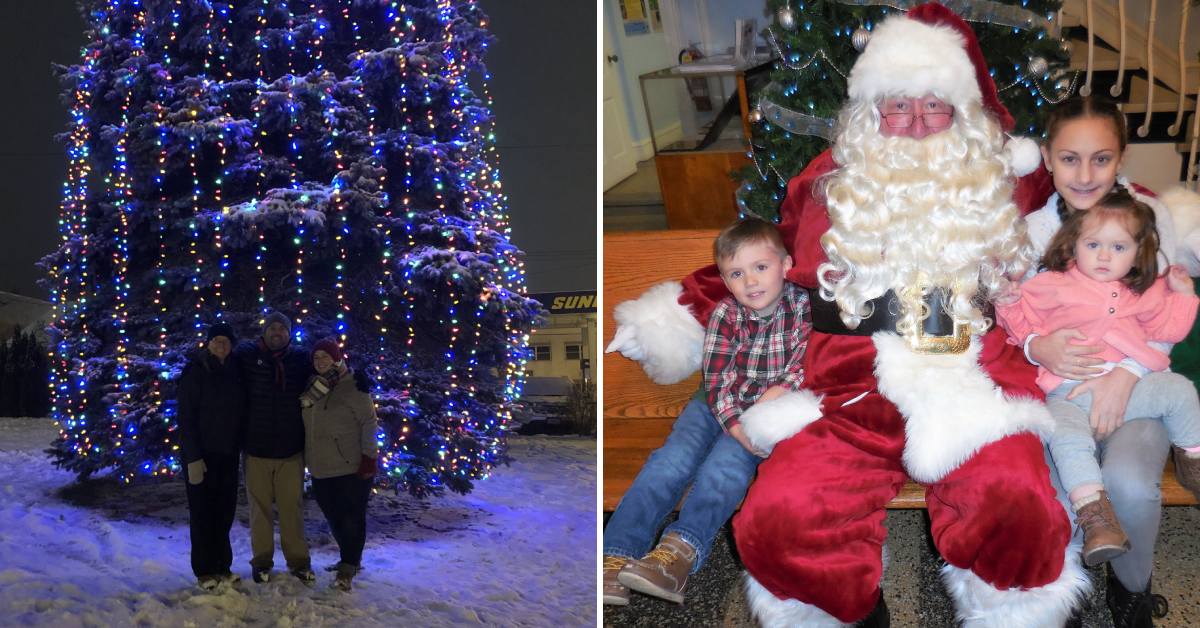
[
  {"xmin": 757, "ymin": 96, "xmax": 836, "ymax": 140},
  {"xmin": 833, "ymin": 0, "xmax": 1051, "ymax": 31}
]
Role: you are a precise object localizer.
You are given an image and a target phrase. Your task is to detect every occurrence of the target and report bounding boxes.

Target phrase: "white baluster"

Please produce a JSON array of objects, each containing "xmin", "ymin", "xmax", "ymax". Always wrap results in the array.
[
  {"xmin": 1081, "ymin": 0, "xmax": 1095, "ymax": 96},
  {"xmin": 1110, "ymin": 0, "xmax": 1127, "ymax": 97},
  {"xmin": 1168, "ymin": 2, "xmax": 1189, "ymax": 136},
  {"xmin": 1137, "ymin": 0, "xmax": 1158, "ymax": 138}
]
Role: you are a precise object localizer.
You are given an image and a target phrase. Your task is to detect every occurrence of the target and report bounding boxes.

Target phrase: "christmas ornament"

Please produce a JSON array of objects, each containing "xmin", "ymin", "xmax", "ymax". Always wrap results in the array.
[
  {"xmin": 852, "ymin": 27, "xmax": 871, "ymax": 51},
  {"xmin": 749, "ymin": 107, "xmax": 764, "ymax": 123},
  {"xmin": 1027, "ymin": 56, "xmax": 1048, "ymax": 77},
  {"xmin": 777, "ymin": 6, "xmax": 797, "ymax": 31}
]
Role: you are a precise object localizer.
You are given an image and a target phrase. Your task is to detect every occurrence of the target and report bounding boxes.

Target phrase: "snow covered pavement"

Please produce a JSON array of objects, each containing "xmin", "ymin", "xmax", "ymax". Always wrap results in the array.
[{"xmin": 0, "ymin": 418, "xmax": 597, "ymax": 626}]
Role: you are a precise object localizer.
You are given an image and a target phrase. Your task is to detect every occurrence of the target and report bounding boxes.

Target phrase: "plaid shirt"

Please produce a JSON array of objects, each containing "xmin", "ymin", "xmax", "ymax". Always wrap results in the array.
[{"xmin": 702, "ymin": 282, "xmax": 811, "ymax": 431}]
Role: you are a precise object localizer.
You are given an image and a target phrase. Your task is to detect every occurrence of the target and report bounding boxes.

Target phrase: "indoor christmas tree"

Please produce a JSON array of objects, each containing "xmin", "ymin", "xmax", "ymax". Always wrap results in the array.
[
  {"xmin": 740, "ymin": 0, "xmax": 1072, "ymax": 219},
  {"xmin": 41, "ymin": 0, "xmax": 541, "ymax": 496}
]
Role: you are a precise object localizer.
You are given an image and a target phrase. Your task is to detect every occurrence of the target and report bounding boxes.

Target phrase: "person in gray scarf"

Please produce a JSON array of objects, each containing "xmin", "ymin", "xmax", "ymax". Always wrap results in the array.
[{"xmin": 302, "ymin": 337, "xmax": 379, "ymax": 591}]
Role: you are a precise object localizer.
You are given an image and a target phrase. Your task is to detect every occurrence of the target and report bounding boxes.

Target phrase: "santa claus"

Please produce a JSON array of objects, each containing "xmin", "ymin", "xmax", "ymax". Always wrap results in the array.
[{"xmin": 607, "ymin": 3, "xmax": 1091, "ymax": 626}]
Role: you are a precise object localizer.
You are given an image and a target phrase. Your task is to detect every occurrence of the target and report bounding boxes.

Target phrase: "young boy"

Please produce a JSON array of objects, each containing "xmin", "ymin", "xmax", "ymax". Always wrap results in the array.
[{"xmin": 603, "ymin": 218, "xmax": 812, "ymax": 605}]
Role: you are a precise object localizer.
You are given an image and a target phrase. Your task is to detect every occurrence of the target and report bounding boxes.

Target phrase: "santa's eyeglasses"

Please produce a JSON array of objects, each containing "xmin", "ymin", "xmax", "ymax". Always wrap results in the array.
[{"xmin": 878, "ymin": 101, "xmax": 955, "ymax": 129}]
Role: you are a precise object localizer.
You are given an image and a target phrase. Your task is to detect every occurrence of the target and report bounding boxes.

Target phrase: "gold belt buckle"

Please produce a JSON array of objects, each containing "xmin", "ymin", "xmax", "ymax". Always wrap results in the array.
[{"xmin": 907, "ymin": 320, "xmax": 971, "ymax": 354}]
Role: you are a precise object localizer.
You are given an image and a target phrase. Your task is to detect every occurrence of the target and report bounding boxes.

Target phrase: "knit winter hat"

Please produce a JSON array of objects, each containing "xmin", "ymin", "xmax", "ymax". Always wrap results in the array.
[
  {"xmin": 207, "ymin": 321, "xmax": 236, "ymax": 343},
  {"xmin": 262, "ymin": 311, "xmax": 292, "ymax": 333},
  {"xmin": 847, "ymin": 2, "xmax": 1041, "ymax": 174},
  {"xmin": 312, "ymin": 337, "xmax": 344, "ymax": 364}
]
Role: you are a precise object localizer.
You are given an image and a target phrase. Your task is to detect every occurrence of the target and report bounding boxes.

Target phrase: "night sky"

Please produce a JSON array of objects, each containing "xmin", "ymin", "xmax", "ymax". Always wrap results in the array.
[{"xmin": 0, "ymin": 0, "xmax": 596, "ymax": 299}]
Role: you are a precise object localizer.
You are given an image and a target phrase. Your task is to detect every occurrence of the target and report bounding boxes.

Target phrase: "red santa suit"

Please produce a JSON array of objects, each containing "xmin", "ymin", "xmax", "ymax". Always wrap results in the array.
[{"xmin": 607, "ymin": 4, "xmax": 1089, "ymax": 626}]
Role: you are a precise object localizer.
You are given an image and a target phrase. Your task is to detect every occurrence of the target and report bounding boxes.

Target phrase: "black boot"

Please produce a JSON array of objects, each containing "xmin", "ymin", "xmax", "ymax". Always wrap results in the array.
[
  {"xmin": 1106, "ymin": 566, "xmax": 1168, "ymax": 628},
  {"xmin": 857, "ymin": 592, "xmax": 889, "ymax": 628}
]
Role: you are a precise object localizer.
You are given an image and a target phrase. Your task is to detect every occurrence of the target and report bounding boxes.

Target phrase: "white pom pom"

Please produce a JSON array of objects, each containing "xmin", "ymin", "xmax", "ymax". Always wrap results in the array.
[{"xmin": 1005, "ymin": 135, "xmax": 1043, "ymax": 177}]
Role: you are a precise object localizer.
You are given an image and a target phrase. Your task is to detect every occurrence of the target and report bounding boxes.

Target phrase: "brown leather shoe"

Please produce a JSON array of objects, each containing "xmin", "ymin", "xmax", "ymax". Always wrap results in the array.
[
  {"xmin": 602, "ymin": 555, "xmax": 631, "ymax": 606},
  {"xmin": 1172, "ymin": 446, "xmax": 1200, "ymax": 499},
  {"xmin": 1077, "ymin": 491, "xmax": 1130, "ymax": 567},
  {"xmin": 617, "ymin": 532, "xmax": 697, "ymax": 604}
]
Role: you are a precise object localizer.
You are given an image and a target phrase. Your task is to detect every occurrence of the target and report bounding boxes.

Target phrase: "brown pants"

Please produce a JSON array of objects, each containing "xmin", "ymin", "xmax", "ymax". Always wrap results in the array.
[{"xmin": 245, "ymin": 453, "xmax": 310, "ymax": 571}]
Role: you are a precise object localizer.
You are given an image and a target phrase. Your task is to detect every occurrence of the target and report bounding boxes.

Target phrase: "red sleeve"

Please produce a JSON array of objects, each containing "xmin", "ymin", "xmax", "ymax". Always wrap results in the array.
[
  {"xmin": 680, "ymin": 263, "xmax": 730, "ymax": 330},
  {"xmin": 980, "ymin": 327, "xmax": 1044, "ymax": 401},
  {"xmin": 779, "ymin": 151, "xmax": 838, "ymax": 289}
]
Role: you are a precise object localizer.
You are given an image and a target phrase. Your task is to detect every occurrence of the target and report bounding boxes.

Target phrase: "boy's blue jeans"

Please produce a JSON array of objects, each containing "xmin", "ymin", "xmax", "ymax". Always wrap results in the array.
[{"xmin": 603, "ymin": 397, "xmax": 762, "ymax": 573}]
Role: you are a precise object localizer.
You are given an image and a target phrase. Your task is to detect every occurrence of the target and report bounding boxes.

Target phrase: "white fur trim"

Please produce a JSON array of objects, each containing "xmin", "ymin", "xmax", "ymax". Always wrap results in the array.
[
  {"xmin": 744, "ymin": 572, "xmax": 850, "ymax": 628},
  {"xmin": 872, "ymin": 332, "xmax": 1054, "ymax": 483},
  {"xmin": 1158, "ymin": 186, "xmax": 1200, "ymax": 276},
  {"xmin": 848, "ymin": 16, "xmax": 979, "ymax": 107},
  {"xmin": 1005, "ymin": 136, "xmax": 1042, "ymax": 177},
  {"xmin": 942, "ymin": 545, "xmax": 1090, "ymax": 627},
  {"xmin": 606, "ymin": 281, "xmax": 704, "ymax": 385},
  {"xmin": 739, "ymin": 389, "xmax": 824, "ymax": 454}
]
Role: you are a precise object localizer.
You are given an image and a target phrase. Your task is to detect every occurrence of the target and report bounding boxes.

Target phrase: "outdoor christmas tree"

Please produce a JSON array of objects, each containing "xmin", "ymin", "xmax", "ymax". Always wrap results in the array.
[
  {"xmin": 740, "ymin": 0, "xmax": 1072, "ymax": 219},
  {"xmin": 41, "ymin": 0, "xmax": 541, "ymax": 496}
]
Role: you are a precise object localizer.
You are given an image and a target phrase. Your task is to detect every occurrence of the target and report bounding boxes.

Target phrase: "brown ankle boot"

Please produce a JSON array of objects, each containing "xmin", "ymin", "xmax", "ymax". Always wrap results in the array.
[
  {"xmin": 602, "ymin": 555, "xmax": 631, "ymax": 606},
  {"xmin": 1172, "ymin": 446, "xmax": 1200, "ymax": 499},
  {"xmin": 617, "ymin": 532, "xmax": 697, "ymax": 604},
  {"xmin": 1076, "ymin": 491, "xmax": 1131, "ymax": 567}
]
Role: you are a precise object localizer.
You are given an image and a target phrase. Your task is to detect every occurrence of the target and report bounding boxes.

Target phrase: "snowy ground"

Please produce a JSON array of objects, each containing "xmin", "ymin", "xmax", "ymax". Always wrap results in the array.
[{"xmin": 0, "ymin": 418, "xmax": 597, "ymax": 627}]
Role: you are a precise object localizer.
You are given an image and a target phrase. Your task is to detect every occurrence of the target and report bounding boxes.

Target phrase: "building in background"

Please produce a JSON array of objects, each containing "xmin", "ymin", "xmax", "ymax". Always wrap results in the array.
[
  {"xmin": 528, "ymin": 290, "xmax": 597, "ymax": 383},
  {"xmin": 0, "ymin": 291, "xmax": 52, "ymax": 339}
]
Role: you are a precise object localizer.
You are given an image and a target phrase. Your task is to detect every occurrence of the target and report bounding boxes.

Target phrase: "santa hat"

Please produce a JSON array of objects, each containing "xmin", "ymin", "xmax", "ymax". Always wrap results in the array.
[{"xmin": 847, "ymin": 2, "xmax": 1042, "ymax": 175}]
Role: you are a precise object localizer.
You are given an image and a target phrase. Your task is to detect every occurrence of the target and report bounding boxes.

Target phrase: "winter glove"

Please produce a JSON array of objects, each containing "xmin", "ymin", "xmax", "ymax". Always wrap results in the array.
[
  {"xmin": 187, "ymin": 459, "xmax": 207, "ymax": 485},
  {"xmin": 357, "ymin": 454, "xmax": 377, "ymax": 480}
]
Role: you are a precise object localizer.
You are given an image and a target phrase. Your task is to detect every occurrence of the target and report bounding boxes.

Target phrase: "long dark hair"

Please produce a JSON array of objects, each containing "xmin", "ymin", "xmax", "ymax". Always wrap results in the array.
[
  {"xmin": 1044, "ymin": 95, "xmax": 1129, "ymax": 221},
  {"xmin": 1041, "ymin": 188, "xmax": 1160, "ymax": 294}
]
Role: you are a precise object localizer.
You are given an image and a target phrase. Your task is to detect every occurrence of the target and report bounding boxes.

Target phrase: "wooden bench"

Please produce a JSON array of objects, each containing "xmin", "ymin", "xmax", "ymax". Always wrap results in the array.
[{"xmin": 602, "ymin": 229, "xmax": 1197, "ymax": 511}]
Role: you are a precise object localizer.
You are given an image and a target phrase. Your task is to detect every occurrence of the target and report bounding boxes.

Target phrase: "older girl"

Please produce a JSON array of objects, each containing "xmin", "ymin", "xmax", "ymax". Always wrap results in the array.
[{"xmin": 1024, "ymin": 95, "xmax": 1190, "ymax": 626}]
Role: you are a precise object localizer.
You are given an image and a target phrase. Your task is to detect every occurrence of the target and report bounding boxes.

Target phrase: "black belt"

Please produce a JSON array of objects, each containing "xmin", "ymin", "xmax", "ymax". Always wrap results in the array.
[{"xmin": 810, "ymin": 287, "xmax": 986, "ymax": 338}]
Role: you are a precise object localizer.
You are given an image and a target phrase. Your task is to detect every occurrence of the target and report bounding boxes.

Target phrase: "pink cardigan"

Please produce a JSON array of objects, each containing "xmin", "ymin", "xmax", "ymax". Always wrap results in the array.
[{"xmin": 995, "ymin": 267, "xmax": 1200, "ymax": 392}]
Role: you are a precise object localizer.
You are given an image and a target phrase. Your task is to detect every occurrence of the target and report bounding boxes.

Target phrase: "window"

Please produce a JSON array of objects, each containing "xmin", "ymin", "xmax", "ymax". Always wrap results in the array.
[
  {"xmin": 565, "ymin": 344, "xmax": 581, "ymax": 361},
  {"xmin": 532, "ymin": 345, "xmax": 551, "ymax": 361}
]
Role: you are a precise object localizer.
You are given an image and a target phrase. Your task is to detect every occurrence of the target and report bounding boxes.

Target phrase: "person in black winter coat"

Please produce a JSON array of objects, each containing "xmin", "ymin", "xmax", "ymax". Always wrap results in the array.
[
  {"xmin": 233, "ymin": 311, "xmax": 315, "ymax": 584},
  {"xmin": 177, "ymin": 321, "xmax": 246, "ymax": 590}
]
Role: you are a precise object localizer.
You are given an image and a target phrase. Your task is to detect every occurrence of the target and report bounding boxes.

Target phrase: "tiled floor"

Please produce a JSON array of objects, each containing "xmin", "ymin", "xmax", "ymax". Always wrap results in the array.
[{"xmin": 603, "ymin": 507, "xmax": 1200, "ymax": 626}]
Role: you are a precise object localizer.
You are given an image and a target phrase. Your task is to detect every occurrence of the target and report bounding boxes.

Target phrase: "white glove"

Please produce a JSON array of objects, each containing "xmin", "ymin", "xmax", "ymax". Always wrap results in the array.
[
  {"xmin": 187, "ymin": 459, "xmax": 207, "ymax": 485},
  {"xmin": 605, "ymin": 281, "xmax": 704, "ymax": 385},
  {"xmin": 604, "ymin": 324, "xmax": 644, "ymax": 361}
]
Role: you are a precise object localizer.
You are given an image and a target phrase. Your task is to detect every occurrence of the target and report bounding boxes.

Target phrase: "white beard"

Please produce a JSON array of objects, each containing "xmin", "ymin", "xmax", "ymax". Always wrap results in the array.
[{"xmin": 817, "ymin": 103, "xmax": 1032, "ymax": 335}]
